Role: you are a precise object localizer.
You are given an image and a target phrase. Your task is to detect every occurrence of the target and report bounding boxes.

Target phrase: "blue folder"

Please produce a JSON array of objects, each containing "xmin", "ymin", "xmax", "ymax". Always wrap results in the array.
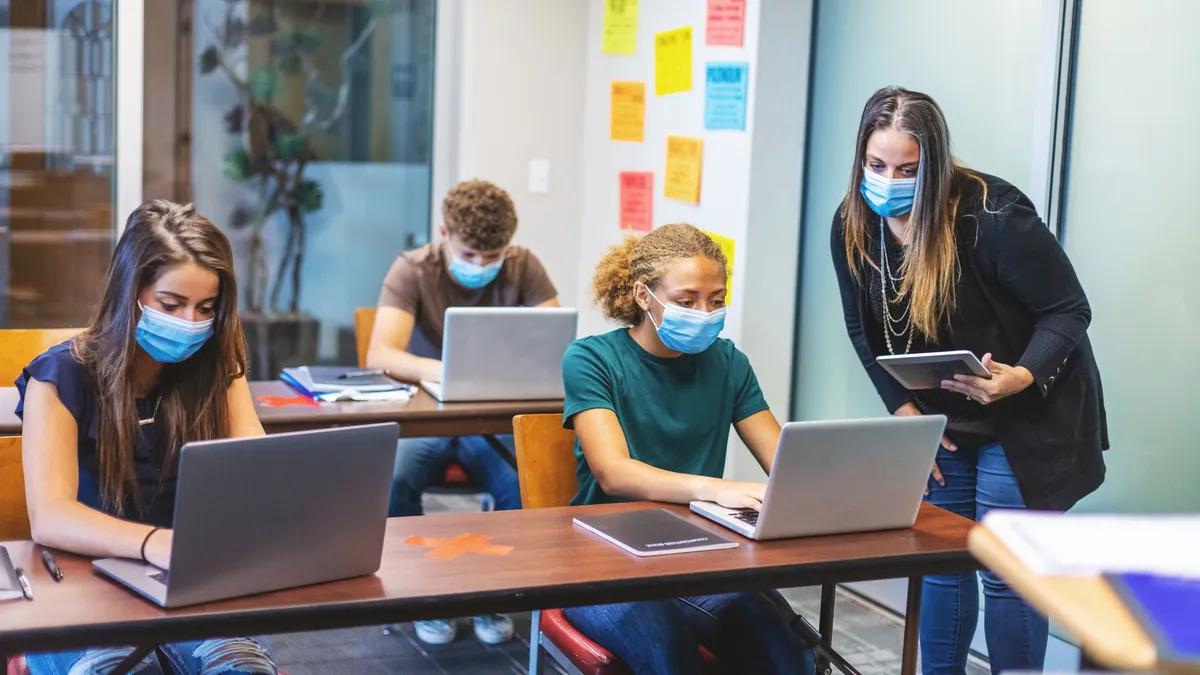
[{"xmin": 1107, "ymin": 572, "xmax": 1200, "ymax": 666}]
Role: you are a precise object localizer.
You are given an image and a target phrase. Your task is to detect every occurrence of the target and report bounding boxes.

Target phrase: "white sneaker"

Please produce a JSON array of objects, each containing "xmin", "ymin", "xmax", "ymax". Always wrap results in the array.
[
  {"xmin": 414, "ymin": 619, "xmax": 458, "ymax": 645},
  {"xmin": 473, "ymin": 614, "xmax": 515, "ymax": 645}
]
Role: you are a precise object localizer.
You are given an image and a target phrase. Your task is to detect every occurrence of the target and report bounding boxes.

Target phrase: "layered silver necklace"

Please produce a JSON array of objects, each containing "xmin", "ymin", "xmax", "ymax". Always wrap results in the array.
[{"xmin": 881, "ymin": 217, "xmax": 915, "ymax": 355}]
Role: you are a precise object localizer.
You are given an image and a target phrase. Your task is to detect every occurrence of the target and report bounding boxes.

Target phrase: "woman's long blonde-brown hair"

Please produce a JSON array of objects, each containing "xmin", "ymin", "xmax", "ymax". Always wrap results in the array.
[
  {"xmin": 71, "ymin": 200, "xmax": 248, "ymax": 516},
  {"xmin": 592, "ymin": 224, "xmax": 727, "ymax": 326},
  {"xmin": 841, "ymin": 86, "xmax": 986, "ymax": 339}
]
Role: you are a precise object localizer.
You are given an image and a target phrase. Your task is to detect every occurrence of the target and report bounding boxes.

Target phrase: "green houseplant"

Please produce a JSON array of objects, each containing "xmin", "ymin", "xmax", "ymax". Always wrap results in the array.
[{"xmin": 199, "ymin": 0, "xmax": 394, "ymax": 377}]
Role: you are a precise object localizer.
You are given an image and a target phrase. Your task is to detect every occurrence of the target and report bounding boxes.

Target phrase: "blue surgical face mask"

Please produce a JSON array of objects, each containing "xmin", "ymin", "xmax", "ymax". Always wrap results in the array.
[
  {"xmin": 136, "ymin": 304, "xmax": 215, "ymax": 363},
  {"xmin": 646, "ymin": 288, "xmax": 726, "ymax": 355},
  {"xmin": 860, "ymin": 169, "xmax": 917, "ymax": 217},
  {"xmin": 449, "ymin": 254, "xmax": 504, "ymax": 290}
]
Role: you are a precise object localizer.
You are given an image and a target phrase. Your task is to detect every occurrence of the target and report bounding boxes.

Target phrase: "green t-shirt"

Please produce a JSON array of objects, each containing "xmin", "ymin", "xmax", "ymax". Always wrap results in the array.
[{"xmin": 562, "ymin": 328, "xmax": 769, "ymax": 506}]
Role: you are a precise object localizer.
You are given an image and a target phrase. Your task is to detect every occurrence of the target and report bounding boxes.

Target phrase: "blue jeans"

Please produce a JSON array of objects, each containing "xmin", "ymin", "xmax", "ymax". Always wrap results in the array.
[
  {"xmin": 922, "ymin": 441, "xmax": 1049, "ymax": 675},
  {"xmin": 27, "ymin": 637, "xmax": 276, "ymax": 674},
  {"xmin": 389, "ymin": 435, "xmax": 521, "ymax": 517},
  {"xmin": 564, "ymin": 591, "xmax": 815, "ymax": 675}
]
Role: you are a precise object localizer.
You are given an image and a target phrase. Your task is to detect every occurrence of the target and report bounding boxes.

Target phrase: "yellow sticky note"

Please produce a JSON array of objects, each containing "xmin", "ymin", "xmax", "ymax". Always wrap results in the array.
[
  {"xmin": 700, "ymin": 229, "xmax": 736, "ymax": 300},
  {"xmin": 602, "ymin": 0, "xmax": 638, "ymax": 56},
  {"xmin": 610, "ymin": 81, "xmax": 646, "ymax": 142},
  {"xmin": 664, "ymin": 135, "xmax": 703, "ymax": 204},
  {"xmin": 655, "ymin": 26, "xmax": 693, "ymax": 95}
]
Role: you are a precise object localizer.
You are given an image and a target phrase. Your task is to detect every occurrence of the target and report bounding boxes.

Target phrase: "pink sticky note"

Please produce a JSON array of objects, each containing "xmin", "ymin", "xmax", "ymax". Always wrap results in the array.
[
  {"xmin": 706, "ymin": 0, "xmax": 746, "ymax": 47},
  {"xmin": 619, "ymin": 171, "xmax": 654, "ymax": 233}
]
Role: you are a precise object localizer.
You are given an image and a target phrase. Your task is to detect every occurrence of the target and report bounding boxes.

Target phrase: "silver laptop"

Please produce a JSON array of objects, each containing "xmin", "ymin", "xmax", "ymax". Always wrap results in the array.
[
  {"xmin": 93, "ymin": 423, "xmax": 399, "ymax": 608},
  {"xmin": 690, "ymin": 415, "xmax": 946, "ymax": 540},
  {"xmin": 421, "ymin": 307, "xmax": 577, "ymax": 402}
]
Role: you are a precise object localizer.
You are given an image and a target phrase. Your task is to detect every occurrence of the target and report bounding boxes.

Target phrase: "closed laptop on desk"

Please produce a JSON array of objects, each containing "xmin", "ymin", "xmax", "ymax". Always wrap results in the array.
[
  {"xmin": 93, "ymin": 423, "xmax": 398, "ymax": 608},
  {"xmin": 422, "ymin": 307, "xmax": 577, "ymax": 402}
]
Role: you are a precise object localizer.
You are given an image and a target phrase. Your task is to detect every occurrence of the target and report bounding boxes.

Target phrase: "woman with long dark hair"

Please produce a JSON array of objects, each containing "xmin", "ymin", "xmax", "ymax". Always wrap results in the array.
[
  {"xmin": 831, "ymin": 87, "xmax": 1107, "ymax": 674},
  {"xmin": 16, "ymin": 200, "xmax": 277, "ymax": 673}
]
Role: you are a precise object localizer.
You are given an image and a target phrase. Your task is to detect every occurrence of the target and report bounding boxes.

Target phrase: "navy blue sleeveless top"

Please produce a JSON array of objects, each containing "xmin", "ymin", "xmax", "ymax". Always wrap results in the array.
[{"xmin": 14, "ymin": 341, "xmax": 176, "ymax": 526}]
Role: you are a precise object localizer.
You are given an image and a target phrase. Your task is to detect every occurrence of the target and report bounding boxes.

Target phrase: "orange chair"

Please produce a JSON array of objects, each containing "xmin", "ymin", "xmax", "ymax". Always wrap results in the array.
[{"xmin": 513, "ymin": 414, "xmax": 720, "ymax": 675}]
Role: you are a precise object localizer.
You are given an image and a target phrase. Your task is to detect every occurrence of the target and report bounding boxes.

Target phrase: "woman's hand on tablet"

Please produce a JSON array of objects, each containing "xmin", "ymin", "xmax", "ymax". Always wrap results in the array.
[
  {"xmin": 895, "ymin": 402, "xmax": 956, "ymax": 495},
  {"xmin": 941, "ymin": 353, "xmax": 1034, "ymax": 404}
]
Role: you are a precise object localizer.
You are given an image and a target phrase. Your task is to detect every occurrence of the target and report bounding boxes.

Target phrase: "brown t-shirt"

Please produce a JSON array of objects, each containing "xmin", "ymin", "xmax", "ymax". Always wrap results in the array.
[{"xmin": 377, "ymin": 243, "xmax": 558, "ymax": 359}]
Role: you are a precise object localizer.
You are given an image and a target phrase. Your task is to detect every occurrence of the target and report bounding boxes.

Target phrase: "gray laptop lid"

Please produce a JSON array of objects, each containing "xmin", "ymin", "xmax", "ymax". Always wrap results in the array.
[
  {"xmin": 754, "ymin": 415, "xmax": 946, "ymax": 539},
  {"xmin": 440, "ymin": 307, "xmax": 577, "ymax": 401},
  {"xmin": 162, "ymin": 423, "xmax": 398, "ymax": 607}
]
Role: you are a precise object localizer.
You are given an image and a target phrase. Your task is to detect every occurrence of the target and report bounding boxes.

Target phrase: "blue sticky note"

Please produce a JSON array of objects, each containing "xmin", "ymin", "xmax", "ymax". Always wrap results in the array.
[{"xmin": 704, "ymin": 62, "xmax": 749, "ymax": 131}]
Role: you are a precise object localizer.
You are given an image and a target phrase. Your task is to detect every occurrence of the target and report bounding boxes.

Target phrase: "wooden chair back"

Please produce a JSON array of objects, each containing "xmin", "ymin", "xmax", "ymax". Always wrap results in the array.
[
  {"xmin": 0, "ymin": 328, "xmax": 80, "ymax": 540},
  {"xmin": 512, "ymin": 414, "xmax": 578, "ymax": 509},
  {"xmin": 0, "ymin": 328, "xmax": 80, "ymax": 385},
  {"xmin": 0, "ymin": 438, "xmax": 29, "ymax": 539},
  {"xmin": 353, "ymin": 308, "xmax": 377, "ymax": 369}
]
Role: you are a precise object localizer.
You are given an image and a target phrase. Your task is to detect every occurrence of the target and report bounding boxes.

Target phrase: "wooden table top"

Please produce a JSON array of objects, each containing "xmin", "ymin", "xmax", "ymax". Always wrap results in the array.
[
  {"xmin": 968, "ymin": 526, "xmax": 1161, "ymax": 672},
  {"xmin": 0, "ymin": 382, "xmax": 563, "ymax": 437},
  {"xmin": 1, "ymin": 502, "xmax": 976, "ymax": 655}
]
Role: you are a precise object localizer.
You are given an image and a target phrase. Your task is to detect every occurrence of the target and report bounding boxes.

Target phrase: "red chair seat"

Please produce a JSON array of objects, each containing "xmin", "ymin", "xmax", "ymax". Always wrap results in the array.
[
  {"xmin": 541, "ymin": 609, "xmax": 719, "ymax": 675},
  {"xmin": 7, "ymin": 656, "xmax": 28, "ymax": 675}
]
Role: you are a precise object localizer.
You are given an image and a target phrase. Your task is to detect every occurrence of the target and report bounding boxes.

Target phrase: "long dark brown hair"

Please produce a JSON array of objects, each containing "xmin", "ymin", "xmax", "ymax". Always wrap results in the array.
[
  {"xmin": 71, "ymin": 200, "xmax": 247, "ymax": 515},
  {"xmin": 840, "ymin": 86, "xmax": 987, "ymax": 339}
]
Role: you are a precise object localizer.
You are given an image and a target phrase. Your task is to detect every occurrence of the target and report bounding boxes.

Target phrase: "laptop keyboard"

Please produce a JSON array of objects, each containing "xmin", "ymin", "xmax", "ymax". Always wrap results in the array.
[
  {"xmin": 148, "ymin": 570, "xmax": 169, "ymax": 585},
  {"xmin": 732, "ymin": 509, "xmax": 759, "ymax": 526}
]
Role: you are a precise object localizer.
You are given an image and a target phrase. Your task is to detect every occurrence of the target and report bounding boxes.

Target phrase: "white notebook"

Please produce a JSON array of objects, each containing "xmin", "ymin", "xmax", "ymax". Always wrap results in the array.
[{"xmin": 983, "ymin": 510, "xmax": 1200, "ymax": 578}]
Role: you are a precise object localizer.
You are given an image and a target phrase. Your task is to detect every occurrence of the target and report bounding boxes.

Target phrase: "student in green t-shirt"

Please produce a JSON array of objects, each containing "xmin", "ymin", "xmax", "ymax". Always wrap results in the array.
[{"xmin": 561, "ymin": 224, "xmax": 814, "ymax": 675}]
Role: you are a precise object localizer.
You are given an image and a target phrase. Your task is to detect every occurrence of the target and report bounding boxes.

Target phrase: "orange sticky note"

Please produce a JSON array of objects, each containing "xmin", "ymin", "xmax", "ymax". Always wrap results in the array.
[
  {"xmin": 619, "ymin": 171, "xmax": 653, "ymax": 232},
  {"xmin": 664, "ymin": 135, "xmax": 703, "ymax": 204},
  {"xmin": 610, "ymin": 81, "xmax": 646, "ymax": 142}
]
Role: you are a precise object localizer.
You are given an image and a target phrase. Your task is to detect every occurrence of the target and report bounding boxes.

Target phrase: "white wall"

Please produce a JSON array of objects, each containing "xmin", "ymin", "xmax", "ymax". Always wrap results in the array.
[{"xmin": 444, "ymin": 0, "xmax": 589, "ymax": 308}]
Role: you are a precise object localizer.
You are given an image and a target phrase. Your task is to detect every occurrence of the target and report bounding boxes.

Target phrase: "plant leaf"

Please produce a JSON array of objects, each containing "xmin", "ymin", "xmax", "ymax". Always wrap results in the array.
[
  {"xmin": 200, "ymin": 46, "xmax": 220, "ymax": 75},
  {"xmin": 273, "ymin": 133, "xmax": 307, "ymax": 160},
  {"xmin": 224, "ymin": 105, "xmax": 245, "ymax": 134},
  {"xmin": 278, "ymin": 55, "xmax": 303, "ymax": 76},
  {"xmin": 249, "ymin": 69, "xmax": 278, "ymax": 102},
  {"xmin": 229, "ymin": 204, "xmax": 256, "ymax": 229},
  {"xmin": 294, "ymin": 179, "xmax": 324, "ymax": 213},
  {"xmin": 224, "ymin": 18, "xmax": 248, "ymax": 47},
  {"xmin": 289, "ymin": 28, "xmax": 321, "ymax": 55},
  {"xmin": 222, "ymin": 149, "xmax": 254, "ymax": 181}
]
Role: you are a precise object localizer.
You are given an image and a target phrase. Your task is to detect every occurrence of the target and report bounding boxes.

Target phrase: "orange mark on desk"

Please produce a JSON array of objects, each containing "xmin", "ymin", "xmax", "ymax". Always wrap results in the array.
[
  {"xmin": 257, "ymin": 395, "xmax": 321, "ymax": 408},
  {"xmin": 404, "ymin": 533, "xmax": 515, "ymax": 559}
]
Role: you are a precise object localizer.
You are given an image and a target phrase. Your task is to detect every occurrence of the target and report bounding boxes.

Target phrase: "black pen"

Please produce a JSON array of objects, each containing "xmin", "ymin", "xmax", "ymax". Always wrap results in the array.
[
  {"xmin": 337, "ymin": 369, "xmax": 387, "ymax": 379},
  {"xmin": 14, "ymin": 567, "xmax": 33, "ymax": 600},
  {"xmin": 42, "ymin": 550, "xmax": 63, "ymax": 582}
]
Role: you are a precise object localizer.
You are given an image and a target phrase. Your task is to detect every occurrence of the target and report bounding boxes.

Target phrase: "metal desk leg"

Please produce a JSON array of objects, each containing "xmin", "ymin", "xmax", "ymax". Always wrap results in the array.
[
  {"xmin": 901, "ymin": 577, "xmax": 923, "ymax": 675},
  {"xmin": 110, "ymin": 645, "xmax": 157, "ymax": 675},
  {"xmin": 528, "ymin": 609, "xmax": 543, "ymax": 675}
]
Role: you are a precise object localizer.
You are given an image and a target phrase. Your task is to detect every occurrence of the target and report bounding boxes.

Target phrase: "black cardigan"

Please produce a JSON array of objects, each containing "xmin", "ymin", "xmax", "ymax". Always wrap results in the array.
[{"xmin": 830, "ymin": 173, "xmax": 1107, "ymax": 511}]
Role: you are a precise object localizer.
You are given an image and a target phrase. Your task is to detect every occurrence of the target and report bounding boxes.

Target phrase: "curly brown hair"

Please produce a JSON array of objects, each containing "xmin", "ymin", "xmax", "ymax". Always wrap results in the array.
[
  {"xmin": 442, "ymin": 179, "xmax": 518, "ymax": 250},
  {"xmin": 592, "ymin": 223, "xmax": 728, "ymax": 326}
]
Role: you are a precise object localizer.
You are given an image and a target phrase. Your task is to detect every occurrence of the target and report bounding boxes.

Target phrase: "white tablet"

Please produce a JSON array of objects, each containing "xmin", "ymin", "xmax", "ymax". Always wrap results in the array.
[{"xmin": 876, "ymin": 350, "xmax": 992, "ymax": 390}]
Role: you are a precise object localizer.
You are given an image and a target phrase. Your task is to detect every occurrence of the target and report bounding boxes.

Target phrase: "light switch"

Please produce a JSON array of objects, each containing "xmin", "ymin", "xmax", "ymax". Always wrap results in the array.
[{"xmin": 529, "ymin": 159, "xmax": 550, "ymax": 194}]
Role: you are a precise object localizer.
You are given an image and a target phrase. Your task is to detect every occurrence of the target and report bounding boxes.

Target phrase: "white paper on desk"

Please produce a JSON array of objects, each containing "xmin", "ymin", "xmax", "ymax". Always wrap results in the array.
[
  {"xmin": 315, "ymin": 388, "xmax": 414, "ymax": 403},
  {"xmin": 983, "ymin": 510, "xmax": 1200, "ymax": 578}
]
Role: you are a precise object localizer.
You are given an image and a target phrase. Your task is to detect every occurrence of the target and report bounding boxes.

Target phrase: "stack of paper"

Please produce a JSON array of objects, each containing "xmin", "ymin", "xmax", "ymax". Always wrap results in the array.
[{"xmin": 982, "ymin": 511, "xmax": 1200, "ymax": 578}]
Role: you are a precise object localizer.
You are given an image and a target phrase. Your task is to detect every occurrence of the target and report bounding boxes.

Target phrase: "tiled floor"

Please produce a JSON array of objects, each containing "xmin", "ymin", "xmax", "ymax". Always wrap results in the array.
[{"xmin": 269, "ymin": 495, "xmax": 990, "ymax": 675}]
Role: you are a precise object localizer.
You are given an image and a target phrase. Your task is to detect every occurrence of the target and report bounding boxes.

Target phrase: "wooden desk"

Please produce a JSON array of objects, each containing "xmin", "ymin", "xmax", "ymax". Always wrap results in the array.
[
  {"xmin": 0, "ymin": 383, "xmax": 563, "ymax": 438},
  {"xmin": 2, "ymin": 502, "xmax": 976, "ymax": 674},
  {"xmin": 969, "ymin": 526, "xmax": 1162, "ymax": 672}
]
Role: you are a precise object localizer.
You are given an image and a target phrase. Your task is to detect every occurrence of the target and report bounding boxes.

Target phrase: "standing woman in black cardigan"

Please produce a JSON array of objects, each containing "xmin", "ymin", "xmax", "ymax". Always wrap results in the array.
[{"xmin": 830, "ymin": 87, "xmax": 1107, "ymax": 675}]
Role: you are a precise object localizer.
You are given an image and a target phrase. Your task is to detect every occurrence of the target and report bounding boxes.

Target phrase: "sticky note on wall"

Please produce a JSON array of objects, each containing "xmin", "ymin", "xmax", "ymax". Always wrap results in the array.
[
  {"xmin": 664, "ymin": 135, "xmax": 703, "ymax": 204},
  {"xmin": 611, "ymin": 81, "xmax": 646, "ymax": 142},
  {"xmin": 602, "ymin": 0, "xmax": 639, "ymax": 55},
  {"xmin": 700, "ymin": 229, "xmax": 736, "ymax": 300},
  {"xmin": 706, "ymin": 0, "xmax": 747, "ymax": 47},
  {"xmin": 619, "ymin": 171, "xmax": 654, "ymax": 232},
  {"xmin": 704, "ymin": 62, "xmax": 749, "ymax": 131},
  {"xmin": 655, "ymin": 27, "xmax": 693, "ymax": 95}
]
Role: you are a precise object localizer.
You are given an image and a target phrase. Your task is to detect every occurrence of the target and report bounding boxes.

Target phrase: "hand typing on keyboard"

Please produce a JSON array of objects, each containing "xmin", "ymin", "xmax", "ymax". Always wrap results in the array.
[{"xmin": 708, "ymin": 480, "xmax": 767, "ymax": 511}]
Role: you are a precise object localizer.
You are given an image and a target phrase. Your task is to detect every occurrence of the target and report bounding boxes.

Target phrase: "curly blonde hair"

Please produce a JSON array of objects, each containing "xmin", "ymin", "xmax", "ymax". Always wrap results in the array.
[
  {"xmin": 443, "ymin": 179, "xmax": 518, "ymax": 250},
  {"xmin": 592, "ymin": 223, "xmax": 728, "ymax": 326}
]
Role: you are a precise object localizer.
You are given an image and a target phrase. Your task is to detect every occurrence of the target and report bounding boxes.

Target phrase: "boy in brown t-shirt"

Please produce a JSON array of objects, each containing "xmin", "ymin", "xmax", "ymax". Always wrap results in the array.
[{"xmin": 367, "ymin": 179, "xmax": 558, "ymax": 645}]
